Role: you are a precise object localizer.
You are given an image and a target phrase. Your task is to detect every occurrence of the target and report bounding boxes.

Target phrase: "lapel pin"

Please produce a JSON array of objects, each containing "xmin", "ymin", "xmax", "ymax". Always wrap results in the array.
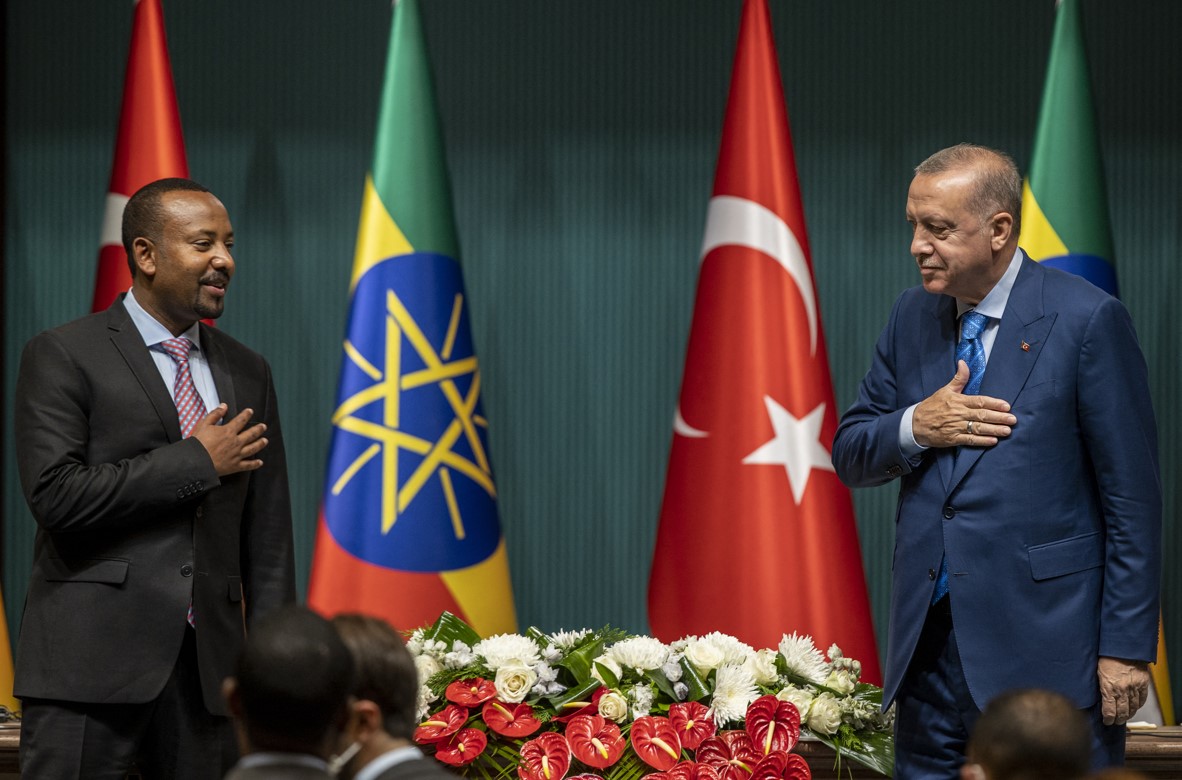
[{"xmin": 1021, "ymin": 341, "xmax": 1031, "ymax": 352}]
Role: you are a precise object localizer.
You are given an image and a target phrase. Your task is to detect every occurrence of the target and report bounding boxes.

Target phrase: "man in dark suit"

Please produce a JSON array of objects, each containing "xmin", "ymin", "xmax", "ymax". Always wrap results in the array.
[
  {"xmin": 332, "ymin": 614, "xmax": 456, "ymax": 780},
  {"xmin": 833, "ymin": 144, "xmax": 1160, "ymax": 777},
  {"xmin": 13, "ymin": 178, "xmax": 296, "ymax": 778},
  {"xmin": 222, "ymin": 606, "xmax": 355, "ymax": 780}
]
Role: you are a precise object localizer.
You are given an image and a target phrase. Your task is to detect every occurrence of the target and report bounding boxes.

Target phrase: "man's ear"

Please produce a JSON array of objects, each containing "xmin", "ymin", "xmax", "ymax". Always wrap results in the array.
[
  {"xmin": 989, "ymin": 211, "xmax": 1014, "ymax": 251},
  {"xmin": 350, "ymin": 698, "xmax": 383, "ymax": 742},
  {"xmin": 222, "ymin": 677, "xmax": 243, "ymax": 719},
  {"xmin": 131, "ymin": 236, "xmax": 158, "ymax": 278}
]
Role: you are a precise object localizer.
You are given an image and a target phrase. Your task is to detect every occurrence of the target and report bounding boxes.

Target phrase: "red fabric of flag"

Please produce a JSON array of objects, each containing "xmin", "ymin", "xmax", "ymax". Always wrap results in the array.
[
  {"xmin": 92, "ymin": 0, "xmax": 188, "ymax": 313},
  {"xmin": 648, "ymin": 0, "xmax": 880, "ymax": 682}
]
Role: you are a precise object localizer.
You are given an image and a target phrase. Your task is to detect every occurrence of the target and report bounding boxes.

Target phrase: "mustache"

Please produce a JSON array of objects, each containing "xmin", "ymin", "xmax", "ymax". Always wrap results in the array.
[{"xmin": 200, "ymin": 271, "xmax": 230, "ymax": 287}]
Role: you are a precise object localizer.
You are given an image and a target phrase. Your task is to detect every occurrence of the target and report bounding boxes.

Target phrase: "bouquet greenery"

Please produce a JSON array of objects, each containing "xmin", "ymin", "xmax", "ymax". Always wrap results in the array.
[{"xmin": 407, "ymin": 612, "xmax": 893, "ymax": 779}]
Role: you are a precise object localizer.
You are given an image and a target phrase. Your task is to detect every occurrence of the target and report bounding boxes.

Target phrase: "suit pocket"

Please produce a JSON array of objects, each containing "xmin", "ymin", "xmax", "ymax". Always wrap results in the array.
[
  {"xmin": 43, "ymin": 556, "xmax": 129, "ymax": 584},
  {"xmin": 1027, "ymin": 532, "xmax": 1104, "ymax": 581},
  {"xmin": 227, "ymin": 575, "xmax": 242, "ymax": 602}
]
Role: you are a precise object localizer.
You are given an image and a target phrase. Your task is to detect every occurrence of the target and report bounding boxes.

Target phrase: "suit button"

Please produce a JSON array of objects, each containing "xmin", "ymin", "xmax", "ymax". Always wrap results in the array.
[
  {"xmin": 181, "ymin": 564, "xmax": 194, "ymax": 577},
  {"xmin": 176, "ymin": 489, "xmax": 185, "ymax": 499},
  {"xmin": 943, "ymin": 506, "xmax": 956, "ymax": 519},
  {"xmin": 928, "ymin": 568, "xmax": 937, "ymax": 580}
]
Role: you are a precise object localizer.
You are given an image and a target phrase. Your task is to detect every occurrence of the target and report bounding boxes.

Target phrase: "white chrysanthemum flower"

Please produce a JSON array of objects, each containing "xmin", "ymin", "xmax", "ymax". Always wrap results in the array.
[
  {"xmin": 406, "ymin": 629, "xmax": 426, "ymax": 656},
  {"xmin": 661, "ymin": 658, "xmax": 684, "ymax": 683},
  {"xmin": 673, "ymin": 682, "xmax": 689, "ymax": 701},
  {"xmin": 416, "ymin": 683, "xmax": 438, "ymax": 720},
  {"xmin": 710, "ymin": 663, "xmax": 758, "ymax": 726},
  {"xmin": 534, "ymin": 662, "xmax": 558, "ymax": 684},
  {"xmin": 474, "ymin": 633, "xmax": 541, "ymax": 670},
  {"xmin": 548, "ymin": 629, "xmax": 591, "ymax": 650},
  {"xmin": 608, "ymin": 636, "xmax": 670, "ymax": 672},
  {"xmin": 699, "ymin": 632, "xmax": 756, "ymax": 666},
  {"xmin": 414, "ymin": 655, "xmax": 441, "ymax": 687},
  {"xmin": 542, "ymin": 645, "xmax": 563, "ymax": 664},
  {"xmin": 745, "ymin": 648, "xmax": 780, "ymax": 686},
  {"xmin": 779, "ymin": 632, "xmax": 829, "ymax": 684}
]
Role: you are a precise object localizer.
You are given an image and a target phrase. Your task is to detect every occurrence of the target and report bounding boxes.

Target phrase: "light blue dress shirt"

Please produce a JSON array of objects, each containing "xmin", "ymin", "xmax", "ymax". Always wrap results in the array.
[{"xmin": 123, "ymin": 288, "xmax": 222, "ymax": 414}]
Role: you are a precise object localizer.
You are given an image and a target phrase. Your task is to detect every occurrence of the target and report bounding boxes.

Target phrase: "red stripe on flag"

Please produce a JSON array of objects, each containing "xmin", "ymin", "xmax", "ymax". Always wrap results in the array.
[{"xmin": 307, "ymin": 512, "xmax": 466, "ymax": 632}]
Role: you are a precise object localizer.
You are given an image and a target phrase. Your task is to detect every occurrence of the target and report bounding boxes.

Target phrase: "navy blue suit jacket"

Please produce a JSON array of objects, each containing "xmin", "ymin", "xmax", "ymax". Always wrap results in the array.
[{"xmin": 833, "ymin": 255, "xmax": 1160, "ymax": 710}]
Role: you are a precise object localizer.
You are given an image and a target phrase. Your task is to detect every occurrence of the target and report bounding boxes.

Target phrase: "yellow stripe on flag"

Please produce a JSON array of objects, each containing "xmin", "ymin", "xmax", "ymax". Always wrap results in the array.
[
  {"xmin": 350, "ymin": 175, "xmax": 414, "ymax": 290},
  {"xmin": 1152, "ymin": 617, "xmax": 1175, "ymax": 724},
  {"xmin": 1019, "ymin": 180, "xmax": 1070, "ymax": 261},
  {"xmin": 0, "ymin": 587, "xmax": 18, "ymax": 713},
  {"xmin": 441, "ymin": 539, "xmax": 517, "ymax": 637}
]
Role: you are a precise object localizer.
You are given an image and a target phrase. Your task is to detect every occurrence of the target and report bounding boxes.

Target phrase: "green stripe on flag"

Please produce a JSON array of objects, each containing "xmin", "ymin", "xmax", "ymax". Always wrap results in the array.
[
  {"xmin": 1024, "ymin": 0, "xmax": 1114, "ymax": 262},
  {"xmin": 370, "ymin": 0, "xmax": 460, "ymax": 259}
]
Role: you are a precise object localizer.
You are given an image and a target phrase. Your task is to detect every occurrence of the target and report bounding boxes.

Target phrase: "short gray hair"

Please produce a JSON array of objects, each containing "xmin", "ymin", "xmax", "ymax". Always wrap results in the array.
[{"xmin": 915, "ymin": 143, "xmax": 1022, "ymax": 237}]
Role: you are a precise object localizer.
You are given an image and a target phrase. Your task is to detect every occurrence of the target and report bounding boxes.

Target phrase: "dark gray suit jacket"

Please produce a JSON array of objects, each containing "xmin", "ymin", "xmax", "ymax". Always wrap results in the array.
[{"xmin": 12, "ymin": 298, "xmax": 295, "ymax": 715}]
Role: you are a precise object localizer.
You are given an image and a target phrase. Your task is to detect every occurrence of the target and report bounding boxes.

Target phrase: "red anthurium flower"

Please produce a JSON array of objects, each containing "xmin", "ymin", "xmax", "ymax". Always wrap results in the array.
[
  {"xmin": 552, "ymin": 687, "xmax": 608, "ymax": 723},
  {"xmin": 748, "ymin": 750, "xmax": 788, "ymax": 780},
  {"xmin": 669, "ymin": 702, "xmax": 717, "ymax": 750},
  {"xmin": 518, "ymin": 732, "xmax": 573, "ymax": 780},
  {"xmin": 447, "ymin": 677, "xmax": 498, "ymax": 706},
  {"xmin": 664, "ymin": 761, "xmax": 722, "ymax": 780},
  {"xmin": 569, "ymin": 775, "xmax": 605, "ymax": 780},
  {"xmin": 696, "ymin": 731, "xmax": 759, "ymax": 780},
  {"xmin": 483, "ymin": 700, "xmax": 543, "ymax": 738},
  {"xmin": 630, "ymin": 716, "xmax": 683, "ymax": 771},
  {"xmin": 781, "ymin": 754, "xmax": 811, "ymax": 780},
  {"xmin": 414, "ymin": 704, "xmax": 470, "ymax": 744},
  {"xmin": 744, "ymin": 695, "xmax": 801, "ymax": 755},
  {"xmin": 566, "ymin": 715, "xmax": 626, "ymax": 769},
  {"xmin": 434, "ymin": 727, "xmax": 488, "ymax": 766}
]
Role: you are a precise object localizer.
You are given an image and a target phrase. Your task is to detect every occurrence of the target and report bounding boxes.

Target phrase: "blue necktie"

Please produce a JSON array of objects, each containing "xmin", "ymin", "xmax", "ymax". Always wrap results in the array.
[{"xmin": 932, "ymin": 310, "xmax": 990, "ymax": 605}]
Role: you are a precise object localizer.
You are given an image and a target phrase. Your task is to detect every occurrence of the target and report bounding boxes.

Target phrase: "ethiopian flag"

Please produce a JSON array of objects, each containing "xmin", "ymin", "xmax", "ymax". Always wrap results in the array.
[
  {"xmin": 1019, "ymin": 0, "xmax": 1116, "ymax": 295},
  {"xmin": 1020, "ymin": 0, "xmax": 1172, "ymax": 725},
  {"xmin": 308, "ymin": 0, "xmax": 516, "ymax": 637}
]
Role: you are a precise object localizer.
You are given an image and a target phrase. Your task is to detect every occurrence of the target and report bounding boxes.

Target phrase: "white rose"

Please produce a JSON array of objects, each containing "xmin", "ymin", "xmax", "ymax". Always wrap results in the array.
[
  {"xmin": 495, "ymin": 662, "xmax": 538, "ymax": 703},
  {"xmin": 776, "ymin": 685, "xmax": 814, "ymax": 720},
  {"xmin": 598, "ymin": 690, "xmax": 629, "ymax": 723},
  {"xmin": 683, "ymin": 640, "xmax": 725, "ymax": 674},
  {"xmin": 746, "ymin": 649, "xmax": 780, "ymax": 686},
  {"xmin": 414, "ymin": 655, "xmax": 441, "ymax": 687},
  {"xmin": 824, "ymin": 669, "xmax": 856, "ymax": 695},
  {"xmin": 806, "ymin": 693, "xmax": 842, "ymax": 735}
]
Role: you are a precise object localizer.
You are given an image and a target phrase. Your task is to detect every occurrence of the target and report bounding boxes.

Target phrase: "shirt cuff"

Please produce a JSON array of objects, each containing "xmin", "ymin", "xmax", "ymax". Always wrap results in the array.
[{"xmin": 899, "ymin": 404, "xmax": 928, "ymax": 460}]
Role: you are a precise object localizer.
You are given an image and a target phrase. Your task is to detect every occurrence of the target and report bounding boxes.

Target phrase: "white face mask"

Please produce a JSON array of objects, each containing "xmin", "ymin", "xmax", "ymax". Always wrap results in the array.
[{"xmin": 327, "ymin": 741, "xmax": 362, "ymax": 777}]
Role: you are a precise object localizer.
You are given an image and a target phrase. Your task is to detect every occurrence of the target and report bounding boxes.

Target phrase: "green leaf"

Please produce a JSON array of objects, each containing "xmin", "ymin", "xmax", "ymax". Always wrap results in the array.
[
  {"xmin": 421, "ymin": 611, "xmax": 482, "ymax": 648},
  {"xmin": 593, "ymin": 661, "xmax": 621, "ymax": 689},
  {"xmin": 644, "ymin": 668, "xmax": 679, "ymax": 701},
  {"xmin": 555, "ymin": 636, "xmax": 606, "ymax": 683},
  {"xmin": 547, "ymin": 678, "xmax": 602, "ymax": 715},
  {"xmin": 678, "ymin": 657, "xmax": 711, "ymax": 702}
]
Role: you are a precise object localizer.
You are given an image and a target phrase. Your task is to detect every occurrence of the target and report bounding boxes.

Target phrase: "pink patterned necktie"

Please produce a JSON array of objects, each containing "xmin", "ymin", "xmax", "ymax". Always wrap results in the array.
[
  {"xmin": 161, "ymin": 337, "xmax": 208, "ymax": 437},
  {"xmin": 161, "ymin": 337, "xmax": 206, "ymax": 627}
]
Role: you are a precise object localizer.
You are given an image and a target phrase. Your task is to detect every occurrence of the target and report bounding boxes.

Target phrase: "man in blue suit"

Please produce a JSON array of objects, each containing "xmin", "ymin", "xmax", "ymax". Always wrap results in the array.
[{"xmin": 833, "ymin": 144, "xmax": 1160, "ymax": 778}]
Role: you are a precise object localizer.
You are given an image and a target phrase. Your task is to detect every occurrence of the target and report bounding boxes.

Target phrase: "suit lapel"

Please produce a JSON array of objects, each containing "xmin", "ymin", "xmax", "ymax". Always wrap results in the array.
[
  {"xmin": 200, "ymin": 325, "xmax": 238, "ymax": 416},
  {"xmin": 950, "ymin": 258, "xmax": 1056, "ymax": 489},
  {"xmin": 105, "ymin": 299, "xmax": 185, "ymax": 442},
  {"xmin": 920, "ymin": 294, "xmax": 959, "ymax": 492}
]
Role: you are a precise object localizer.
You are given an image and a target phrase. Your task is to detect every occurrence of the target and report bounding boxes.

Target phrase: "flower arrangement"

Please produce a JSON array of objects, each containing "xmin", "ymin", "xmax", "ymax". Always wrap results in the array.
[{"xmin": 407, "ymin": 612, "xmax": 894, "ymax": 779}]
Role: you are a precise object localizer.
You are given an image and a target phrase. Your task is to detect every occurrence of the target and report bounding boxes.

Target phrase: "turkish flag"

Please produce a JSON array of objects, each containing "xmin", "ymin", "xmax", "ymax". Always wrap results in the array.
[
  {"xmin": 92, "ymin": 0, "xmax": 189, "ymax": 313},
  {"xmin": 648, "ymin": 0, "xmax": 880, "ymax": 683}
]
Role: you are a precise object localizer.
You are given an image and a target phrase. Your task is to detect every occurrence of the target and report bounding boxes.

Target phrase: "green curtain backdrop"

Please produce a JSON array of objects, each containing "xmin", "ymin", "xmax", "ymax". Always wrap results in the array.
[{"xmin": 5, "ymin": 0, "xmax": 1180, "ymax": 691}]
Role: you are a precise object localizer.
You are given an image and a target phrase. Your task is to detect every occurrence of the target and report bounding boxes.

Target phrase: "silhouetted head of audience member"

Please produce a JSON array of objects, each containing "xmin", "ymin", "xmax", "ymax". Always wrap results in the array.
[
  {"xmin": 222, "ymin": 605, "xmax": 357, "ymax": 760},
  {"xmin": 962, "ymin": 688, "xmax": 1091, "ymax": 780},
  {"xmin": 331, "ymin": 613, "xmax": 421, "ymax": 778}
]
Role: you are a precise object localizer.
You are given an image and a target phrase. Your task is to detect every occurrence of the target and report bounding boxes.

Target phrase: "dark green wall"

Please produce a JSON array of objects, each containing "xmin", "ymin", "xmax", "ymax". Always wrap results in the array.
[{"xmin": 5, "ymin": 0, "xmax": 1180, "ymax": 692}]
